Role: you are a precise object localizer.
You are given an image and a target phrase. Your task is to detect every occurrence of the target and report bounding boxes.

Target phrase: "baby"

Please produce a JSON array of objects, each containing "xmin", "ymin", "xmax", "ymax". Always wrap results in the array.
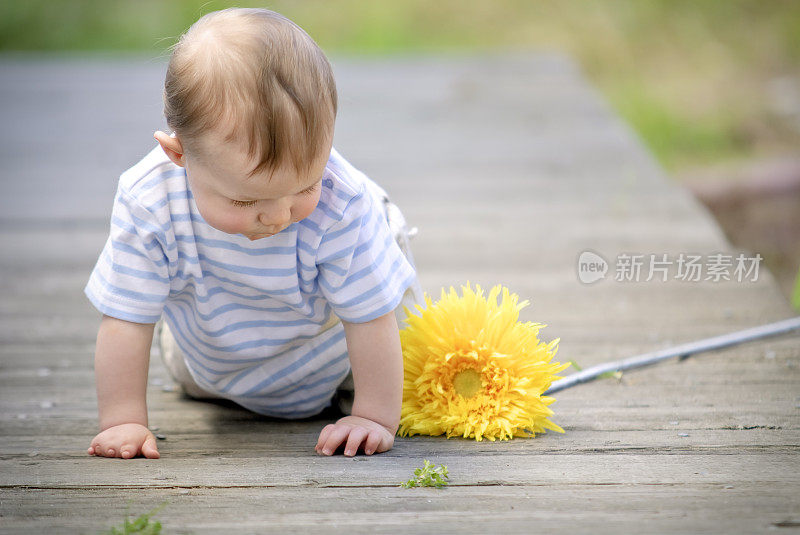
[{"xmin": 84, "ymin": 8, "xmax": 422, "ymax": 459}]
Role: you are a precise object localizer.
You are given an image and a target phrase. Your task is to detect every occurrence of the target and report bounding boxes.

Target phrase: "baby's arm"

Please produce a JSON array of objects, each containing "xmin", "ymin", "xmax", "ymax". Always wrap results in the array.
[
  {"xmin": 315, "ymin": 311, "xmax": 403, "ymax": 456},
  {"xmin": 86, "ymin": 315, "xmax": 160, "ymax": 459}
]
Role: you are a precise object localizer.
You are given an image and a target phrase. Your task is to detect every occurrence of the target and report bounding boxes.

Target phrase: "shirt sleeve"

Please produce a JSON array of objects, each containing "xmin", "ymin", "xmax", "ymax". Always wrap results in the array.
[
  {"xmin": 316, "ymin": 189, "xmax": 416, "ymax": 323},
  {"xmin": 84, "ymin": 186, "xmax": 170, "ymax": 324}
]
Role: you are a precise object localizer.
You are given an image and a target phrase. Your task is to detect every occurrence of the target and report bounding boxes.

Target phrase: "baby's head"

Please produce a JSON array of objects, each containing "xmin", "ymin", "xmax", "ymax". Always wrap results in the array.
[{"xmin": 155, "ymin": 8, "xmax": 337, "ymax": 240}]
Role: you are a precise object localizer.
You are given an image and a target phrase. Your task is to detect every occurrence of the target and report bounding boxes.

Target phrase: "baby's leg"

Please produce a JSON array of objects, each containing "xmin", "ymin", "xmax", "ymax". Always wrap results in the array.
[{"xmin": 156, "ymin": 320, "xmax": 225, "ymax": 400}]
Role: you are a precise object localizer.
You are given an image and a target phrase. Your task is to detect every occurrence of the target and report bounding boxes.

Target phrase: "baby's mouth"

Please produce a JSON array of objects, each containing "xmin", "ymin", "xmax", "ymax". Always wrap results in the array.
[
  {"xmin": 245, "ymin": 223, "xmax": 291, "ymax": 240},
  {"xmin": 245, "ymin": 227, "xmax": 284, "ymax": 240},
  {"xmin": 252, "ymin": 224, "xmax": 290, "ymax": 239}
]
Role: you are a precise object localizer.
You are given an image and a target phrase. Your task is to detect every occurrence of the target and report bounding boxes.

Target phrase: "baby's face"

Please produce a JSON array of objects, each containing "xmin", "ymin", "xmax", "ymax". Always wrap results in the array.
[{"xmin": 184, "ymin": 135, "xmax": 329, "ymax": 241}]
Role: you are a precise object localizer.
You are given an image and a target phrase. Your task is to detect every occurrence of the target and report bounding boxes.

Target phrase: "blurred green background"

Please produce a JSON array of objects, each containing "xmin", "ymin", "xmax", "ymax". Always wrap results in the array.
[
  {"xmin": 2, "ymin": 0, "xmax": 799, "ymax": 301},
  {"xmin": 2, "ymin": 0, "xmax": 799, "ymax": 173}
]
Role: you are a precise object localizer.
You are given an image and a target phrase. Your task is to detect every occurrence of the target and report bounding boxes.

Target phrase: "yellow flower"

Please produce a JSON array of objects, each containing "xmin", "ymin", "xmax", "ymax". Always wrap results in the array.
[{"xmin": 398, "ymin": 283, "xmax": 569, "ymax": 441}]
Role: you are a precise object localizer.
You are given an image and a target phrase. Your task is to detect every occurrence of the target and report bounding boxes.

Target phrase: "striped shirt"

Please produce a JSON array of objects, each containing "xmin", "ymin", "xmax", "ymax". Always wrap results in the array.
[{"xmin": 85, "ymin": 145, "xmax": 416, "ymax": 418}]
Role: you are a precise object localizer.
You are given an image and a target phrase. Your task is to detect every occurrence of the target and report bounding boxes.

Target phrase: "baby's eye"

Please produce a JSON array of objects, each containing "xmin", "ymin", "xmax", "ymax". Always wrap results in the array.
[
  {"xmin": 231, "ymin": 199, "xmax": 258, "ymax": 208},
  {"xmin": 299, "ymin": 182, "xmax": 319, "ymax": 196}
]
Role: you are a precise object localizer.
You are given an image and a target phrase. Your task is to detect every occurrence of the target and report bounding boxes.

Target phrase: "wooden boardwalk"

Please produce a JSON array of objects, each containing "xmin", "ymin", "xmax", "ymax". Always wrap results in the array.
[{"xmin": 1, "ymin": 53, "xmax": 798, "ymax": 533}]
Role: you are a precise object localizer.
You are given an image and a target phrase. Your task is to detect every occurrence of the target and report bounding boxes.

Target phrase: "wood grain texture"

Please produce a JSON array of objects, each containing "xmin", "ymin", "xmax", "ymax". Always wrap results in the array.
[
  {"xmin": 0, "ymin": 53, "xmax": 798, "ymax": 534},
  {"xmin": 3, "ymin": 486, "xmax": 797, "ymax": 535}
]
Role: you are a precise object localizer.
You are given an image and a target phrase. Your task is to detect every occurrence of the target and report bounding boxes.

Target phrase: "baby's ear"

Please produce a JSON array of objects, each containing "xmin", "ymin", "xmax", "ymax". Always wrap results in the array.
[{"xmin": 154, "ymin": 130, "xmax": 186, "ymax": 167}]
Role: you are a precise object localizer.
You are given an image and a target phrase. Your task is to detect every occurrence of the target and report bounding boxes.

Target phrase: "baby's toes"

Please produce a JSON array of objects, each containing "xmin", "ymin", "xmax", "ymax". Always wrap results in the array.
[{"xmin": 120, "ymin": 445, "xmax": 136, "ymax": 459}]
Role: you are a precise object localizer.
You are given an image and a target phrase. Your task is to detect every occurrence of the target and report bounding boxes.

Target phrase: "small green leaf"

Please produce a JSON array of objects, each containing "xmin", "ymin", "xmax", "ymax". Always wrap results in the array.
[
  {"xmin": 792, "ymin": 265, "xmax": 800, "ymax": 312},
  {"xmin": 100, "ymin": 501, "xmax": 168, "ymax": 535},
  {"xmin": 400, "ymin": 459, "xmax": 450, "ymax": 489},
  {"xmin": 131, "ymin": 515, "xmax": 148, "ymax": 530},
  {"xmin": 568, "ymin": 360, "xmax": 583, "ymax": 371}
]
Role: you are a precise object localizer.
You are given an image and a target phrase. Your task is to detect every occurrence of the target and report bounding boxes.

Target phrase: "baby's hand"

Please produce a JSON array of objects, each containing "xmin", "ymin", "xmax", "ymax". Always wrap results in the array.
[
  {"xmin": 315, "ymin": 415, "xmax": 394, "ymax": 457},
  {"xmin": 87, "ymin": 423, "xmax": 160, "ymax": 459}
]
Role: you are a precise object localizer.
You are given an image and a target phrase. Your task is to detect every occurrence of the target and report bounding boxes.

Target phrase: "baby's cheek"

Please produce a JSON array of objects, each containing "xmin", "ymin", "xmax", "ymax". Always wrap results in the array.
[
  {"xmin": 197, "ymin": 199, "xmax": 248, "ymax": 234},
  {"xmin": 294, "ymin": 193, "xmax": 321, "ymax": 222},
  {"xmin": 214, "ymin": 212, "xmax": 250, "ymax": 235}
]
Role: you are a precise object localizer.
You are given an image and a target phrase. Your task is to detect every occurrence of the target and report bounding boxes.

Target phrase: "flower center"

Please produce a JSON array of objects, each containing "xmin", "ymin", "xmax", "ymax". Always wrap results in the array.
[{"xmin": 452, "ymin": 368, "xmax": 482, "ymax": 398}]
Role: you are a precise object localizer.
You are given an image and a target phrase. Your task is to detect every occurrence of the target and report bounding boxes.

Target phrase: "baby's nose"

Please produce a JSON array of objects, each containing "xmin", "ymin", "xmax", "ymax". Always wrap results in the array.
[{"xmin": 258, "ymin": 209, "xmax": 290, "ymax": 229}]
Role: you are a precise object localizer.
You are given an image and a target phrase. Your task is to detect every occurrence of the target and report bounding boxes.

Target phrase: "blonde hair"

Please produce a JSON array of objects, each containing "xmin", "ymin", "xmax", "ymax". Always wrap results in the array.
[{"xmin": 162, "ymin": 8, "xmax": 337, "ymax": 176}]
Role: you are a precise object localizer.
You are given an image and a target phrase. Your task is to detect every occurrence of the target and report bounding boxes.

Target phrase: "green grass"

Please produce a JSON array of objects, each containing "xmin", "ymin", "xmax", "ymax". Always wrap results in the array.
[
  {"xmin": 793, "ymin": 267, "xmax": 800, "ymax": 312},
  {"xmin": 2, "ymin": 0, "xmax": 799, "ymax": 172},
  {"xmin": 607, "ymin": 83, "xmax": 746, "ymax": 168},
  {"xmin": 100, "ymin": 501, "xmax": 168, "ymax": 534}
]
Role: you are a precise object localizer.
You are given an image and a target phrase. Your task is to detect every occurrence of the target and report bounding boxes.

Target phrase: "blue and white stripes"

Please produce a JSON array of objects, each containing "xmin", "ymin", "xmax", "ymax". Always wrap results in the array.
[{"xmin": 85, "ymin": 145, "xmax": 416, "ymax": 418}]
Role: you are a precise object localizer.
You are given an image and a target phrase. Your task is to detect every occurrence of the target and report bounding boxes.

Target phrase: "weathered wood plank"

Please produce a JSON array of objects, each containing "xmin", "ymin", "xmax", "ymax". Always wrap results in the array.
[
  {"xmin": 2, "ymin": 381, "xmax": 798, "ymax": 421},
  {"xmin": 2, "ymin": 429, "xmax": 798, "ymax": 458},
  {"xmin": 1, "ymin": 412, "xmax": 796, "ymax": 440},
  {"xmin": 2, "ymin": 454, "xmax": 798, "ymax": 488},
  {"xmin": 2, "ymin": 485, "xmax": 797, "ymax": 535}
]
